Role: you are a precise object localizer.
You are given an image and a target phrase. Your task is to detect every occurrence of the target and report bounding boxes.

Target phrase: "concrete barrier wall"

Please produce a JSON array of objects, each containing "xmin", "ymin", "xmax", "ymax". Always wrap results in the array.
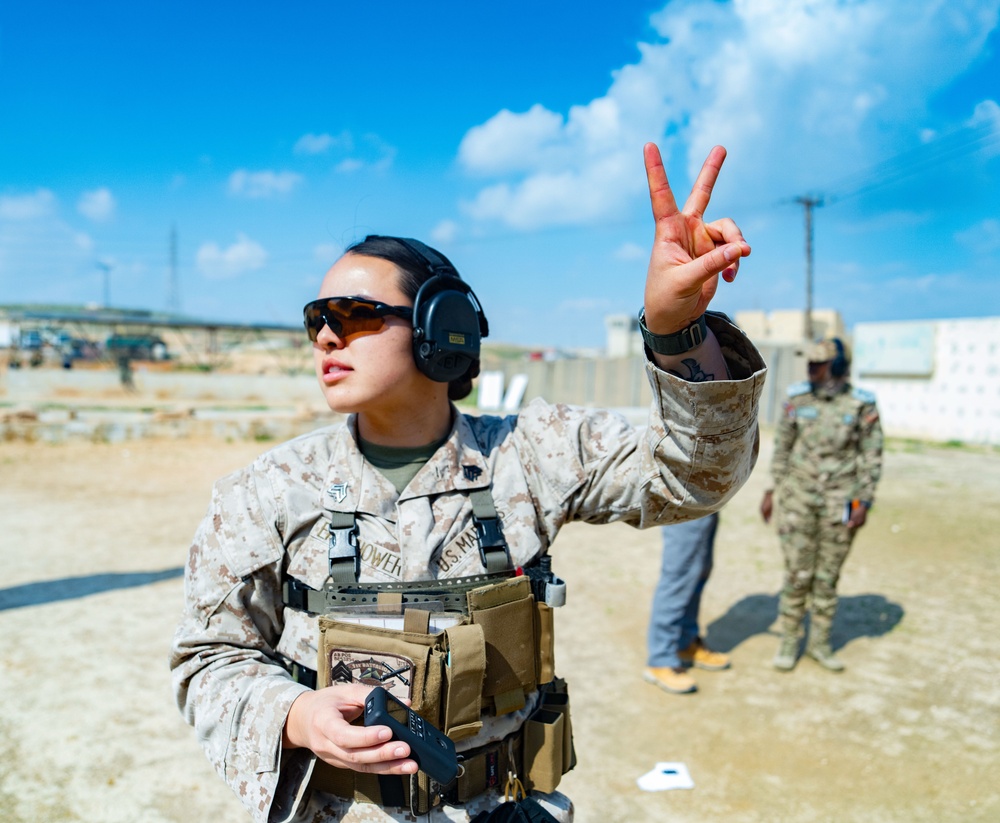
[
  {"xmin": 1, "ymin": 367, "xmax": 320, "ymax": 405},
  {"xmin": 6, "ymin": 317, "xmax": 998, "ymax": 445}
]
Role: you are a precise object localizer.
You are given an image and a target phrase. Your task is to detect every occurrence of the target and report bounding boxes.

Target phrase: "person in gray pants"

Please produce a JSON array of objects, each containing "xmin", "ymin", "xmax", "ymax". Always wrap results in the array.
[{"xmin": 644, "ymin": 513, "xmax": 731, "ymax": 694}]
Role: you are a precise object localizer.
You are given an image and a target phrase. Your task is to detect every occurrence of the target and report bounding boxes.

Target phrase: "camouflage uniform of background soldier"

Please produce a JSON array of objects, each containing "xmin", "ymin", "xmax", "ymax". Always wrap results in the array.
[{"xmin": 760, "ymin": 338, "xmax": 883, "ymax": 672}]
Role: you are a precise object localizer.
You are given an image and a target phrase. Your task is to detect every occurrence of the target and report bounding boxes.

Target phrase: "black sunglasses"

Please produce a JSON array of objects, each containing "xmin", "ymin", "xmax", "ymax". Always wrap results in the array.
[{"xmin": 303, "ymin": 297, "xmax": 414, "ymax": 342}]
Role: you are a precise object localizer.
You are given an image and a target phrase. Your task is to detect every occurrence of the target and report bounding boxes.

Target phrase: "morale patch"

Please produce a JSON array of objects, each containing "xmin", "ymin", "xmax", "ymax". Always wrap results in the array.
[{"xmin": 327, "ymin": 649, "xmax": 414, "ymax": 700}]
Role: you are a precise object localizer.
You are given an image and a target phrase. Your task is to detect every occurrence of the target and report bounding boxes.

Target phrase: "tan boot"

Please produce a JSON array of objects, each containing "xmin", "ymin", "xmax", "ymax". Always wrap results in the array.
[
  {"xmin": 806, "ymin": 624, "xmax": 845, "ymax": 672},
  {"xmin": 643, "ymin": 666, "xmax": 697, "ymax": 694},
  {"xmin": 678, "ymin": 637, "xmax": 731, "ymax": 671},
  {"xmin": 806, "ymin": 643, "xmax": 846, "ymax": 672},
  {"xmin": 772, "ymin": 634, "xmax": 799, "ymax": 671}
]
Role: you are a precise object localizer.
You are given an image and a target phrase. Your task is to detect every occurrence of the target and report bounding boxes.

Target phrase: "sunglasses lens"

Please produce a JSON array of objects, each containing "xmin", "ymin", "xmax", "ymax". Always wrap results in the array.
[
  {"xmin": 335, "ymin": 300, "xmax": 386, "ymax": 336},
  {"xmin": 304, "ymin": 298, "xmax": 390, "ymax": 341}
]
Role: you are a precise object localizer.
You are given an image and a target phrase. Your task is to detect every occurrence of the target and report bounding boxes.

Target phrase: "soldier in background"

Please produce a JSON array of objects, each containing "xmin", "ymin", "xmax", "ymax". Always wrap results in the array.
[
  {"xmin": 644, "ymin": 512, "xmax": 731, "ymax": 695},
  {"xmin": 760, "ymin": 339, "xmax": 883, "ymax": 673}
]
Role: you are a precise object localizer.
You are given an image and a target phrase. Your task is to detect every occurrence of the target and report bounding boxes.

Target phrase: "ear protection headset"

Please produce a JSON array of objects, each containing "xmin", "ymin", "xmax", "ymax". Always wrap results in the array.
[
  {"xmin": 393, "ymin": 238, "xmax": 489, "ymax": 383},
  {"xmin": 830, "ymin": 337, "xmax": 849, "ymax": 378}
]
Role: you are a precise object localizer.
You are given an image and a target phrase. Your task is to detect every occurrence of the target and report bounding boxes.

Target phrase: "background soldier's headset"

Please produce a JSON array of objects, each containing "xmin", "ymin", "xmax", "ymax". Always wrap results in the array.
[
  {"xmin": 830, "ymin": 337, "xmax": 850, "ymax": 378},
  {"xmin": 391, "ymin": 237, "xmax": 490, "ymax": 383}
]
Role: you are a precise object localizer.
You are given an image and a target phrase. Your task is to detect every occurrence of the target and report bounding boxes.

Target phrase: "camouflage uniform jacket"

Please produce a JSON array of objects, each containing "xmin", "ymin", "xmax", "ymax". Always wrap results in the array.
[
  {"xmin": 170, "ymin": 315, "xmax": 766, "ymax": 822},
  {"xmin": 769, "ymin": 380, "xmax": 884, "ymax": 504}
]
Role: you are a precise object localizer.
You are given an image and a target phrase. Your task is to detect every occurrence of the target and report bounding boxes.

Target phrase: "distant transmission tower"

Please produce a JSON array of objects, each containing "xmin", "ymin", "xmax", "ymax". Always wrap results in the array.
[
  {"xmin": 794, "ymin": 196, "xmax": 824, "ymax": 341},
  {"xmin": 168, "ymin": 224, "xmax": 181, "ymax": 314}
]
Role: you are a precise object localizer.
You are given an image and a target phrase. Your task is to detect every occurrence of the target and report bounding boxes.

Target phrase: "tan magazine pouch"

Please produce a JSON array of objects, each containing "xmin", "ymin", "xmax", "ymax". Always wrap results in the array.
[
  {"xmin": 467, "ymin": 576, "xmax": 537, "ymax": 715},
  {"xmin": 534, "ymin": 602, "xmax": 555, "ymax": 684},
  {"xmin": 523, "ymin": 709, "xmax": 564, "ymax": 793},
  {"xmin": 442, "ymin": 623, "xmax": 486, "ymax": 741},
  {"xmin": 523, "ymin": 680, "xmax": 576, "ymax": 793},
  {"xmin": 318, "ymin": 615, "xmax": 446, "ymax": 724},
  {"xmin": 315, "ymin": 576, "xmax": 557, "ymax": 731}
]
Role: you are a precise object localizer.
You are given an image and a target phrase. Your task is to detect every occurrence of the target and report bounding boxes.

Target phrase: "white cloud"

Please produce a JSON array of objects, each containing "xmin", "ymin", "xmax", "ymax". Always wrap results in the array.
[
  {"xmin": 196, "ymin": 233, "xmax": 268, "ymax": 279},
  {"xmin": 969, "ymin": 99, "xmax": 1000, "ymax": 129},
  {"xmin": 614, "ymin": 241, "xmax": 646, "ymax": 261},
  {"xmin": 294, "ymin": 133, "xmax": 334, "ymax": 155},
  {"xmin": 77, "ymin": 187, "xmax": 116, "ymax": 221},
  {"xmin": 954, "ymin": 218, "xmax": 1000, "ymax": 254},
  {"xmin": 228, "ymin": 169, "xmax": 303, "ymax": 198},
  {"xmin": 460, "ymin": 105, "xmax": 566, "ymax": 176},
  {"xmin": 329, "ymin": 133, "xmax": 398, "ymax": 173},
  {"xmin": 968, "ymin": 99, "xmax": 1000, "ymax": 158},
  {"xmin": 294, "ymin": 131, "xmax": 358, "ymax": 156},
  {"xmin": 430, "ymin": 220, "xmax": 459, "ymax": 244},
  {"xmin": 456, "ymin": 0, "xmax": 1000, "ymax": 230},
  {"xmin": 0, "ymin": 189, "xmax": 57, "ymax": 220},
  {"xmin": 463, "ymin": 152, "xmax": 636, "ymax": 229}
]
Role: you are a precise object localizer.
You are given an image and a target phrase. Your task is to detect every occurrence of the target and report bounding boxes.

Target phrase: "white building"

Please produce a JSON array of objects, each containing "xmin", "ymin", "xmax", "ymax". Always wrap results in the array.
[{"xmin": 853, "ymin": 317, "xmax": 1000, "ymax": 446}]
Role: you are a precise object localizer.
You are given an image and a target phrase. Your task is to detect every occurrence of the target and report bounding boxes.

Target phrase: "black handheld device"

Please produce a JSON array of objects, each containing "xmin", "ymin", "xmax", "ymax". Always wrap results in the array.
[{"xmin": 363, "ymin": 687, "xmax": 459, "ymax": 785}]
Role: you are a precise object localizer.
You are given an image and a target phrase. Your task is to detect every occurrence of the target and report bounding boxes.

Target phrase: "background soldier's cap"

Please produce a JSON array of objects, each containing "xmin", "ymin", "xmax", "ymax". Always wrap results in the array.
[{"xmin": 805, "ymin": 339, "xmax": 838, "ymax": 363}]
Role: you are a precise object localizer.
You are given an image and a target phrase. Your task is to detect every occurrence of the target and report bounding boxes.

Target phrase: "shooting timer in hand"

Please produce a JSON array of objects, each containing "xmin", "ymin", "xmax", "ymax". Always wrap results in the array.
[{"xmin": 364, "ymin": 687, "xmax": 459, "ymax": 785}]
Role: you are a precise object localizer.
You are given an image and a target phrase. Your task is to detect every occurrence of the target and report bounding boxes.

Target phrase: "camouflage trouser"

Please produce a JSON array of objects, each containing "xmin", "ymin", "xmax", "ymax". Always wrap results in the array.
[
  {"xmin": 775, "ymin": 489, "xmax": 856, "ymax": 641},
  {"xmin": 290, "ymin": 787, "xmax": 573, "ymax": 822}
]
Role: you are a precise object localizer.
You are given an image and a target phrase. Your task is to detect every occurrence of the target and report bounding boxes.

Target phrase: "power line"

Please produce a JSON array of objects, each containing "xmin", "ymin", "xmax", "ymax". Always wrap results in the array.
[
  {"xmin": 783, "ymin": 118, "xmax": 997, "ymax": 340},
  {"xmin": 794, "ymin": 196, "xmax": 823, "ymax": 341},
  {"xmin": 821, "ymin": 119, "xmax": 999, "ymax": 206}
]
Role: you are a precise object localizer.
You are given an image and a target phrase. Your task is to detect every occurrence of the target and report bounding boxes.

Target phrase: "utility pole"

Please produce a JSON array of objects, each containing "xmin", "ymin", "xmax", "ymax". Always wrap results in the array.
[
  {"xmin": 794, "ymin": 196, "xmax": 823, "ymax": 341},
  {"xmin": 96, "ymin": 261, "xmax": 113, "ymax": 308},
  {"xmin": 168, "ymin": 224, "xmax": 180, "ymax": 314}
]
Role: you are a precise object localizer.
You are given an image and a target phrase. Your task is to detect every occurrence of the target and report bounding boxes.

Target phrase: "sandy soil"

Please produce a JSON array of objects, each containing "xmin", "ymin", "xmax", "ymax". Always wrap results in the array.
[{"xmin": 1, "ymin": 429, "xmax": 998, "ymax": 822}]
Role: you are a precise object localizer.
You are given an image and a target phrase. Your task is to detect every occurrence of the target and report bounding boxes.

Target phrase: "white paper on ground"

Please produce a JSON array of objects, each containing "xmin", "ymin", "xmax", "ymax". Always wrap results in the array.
[{"xmin": 636, "ymin": 761, "xmax": 694, "ymax": 792}]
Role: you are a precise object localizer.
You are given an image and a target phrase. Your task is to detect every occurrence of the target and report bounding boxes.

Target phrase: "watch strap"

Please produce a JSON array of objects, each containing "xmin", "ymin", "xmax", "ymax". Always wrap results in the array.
[{"xmin": 638, "ymin": 311, "xmax": 708, "ymax": 355}]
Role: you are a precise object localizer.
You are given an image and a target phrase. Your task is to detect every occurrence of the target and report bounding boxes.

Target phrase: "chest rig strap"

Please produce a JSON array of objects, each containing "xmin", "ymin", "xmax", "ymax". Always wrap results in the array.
[
  {"xmin": 323, "ymin": 486, "xmax": 512, "ymax": 585},
  {"xmin": 468, "ymin": 488, "xmax": 512, "ymax": 573},
  {"xmin": 327, "ymin": 510, "xmax": 360, "ymax": 585}
]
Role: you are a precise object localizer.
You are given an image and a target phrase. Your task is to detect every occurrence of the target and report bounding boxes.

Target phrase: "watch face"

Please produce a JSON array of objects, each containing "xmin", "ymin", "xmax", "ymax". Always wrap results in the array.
[{"xmin": 327, "ymin": 649, "xmax": 414, "ymax": 700}]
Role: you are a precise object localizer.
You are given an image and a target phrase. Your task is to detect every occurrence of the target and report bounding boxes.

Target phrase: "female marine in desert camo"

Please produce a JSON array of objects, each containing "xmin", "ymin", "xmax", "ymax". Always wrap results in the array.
[{"xmin": 171, "ymin": 143, "xmax": 767, "ymax": 823}]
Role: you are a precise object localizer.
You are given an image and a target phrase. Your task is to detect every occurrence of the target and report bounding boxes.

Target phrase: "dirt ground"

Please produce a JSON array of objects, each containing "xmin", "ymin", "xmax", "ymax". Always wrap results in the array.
[{"xmin": 1, "ymin": 425, "xmax": 998, "ymax": 822}]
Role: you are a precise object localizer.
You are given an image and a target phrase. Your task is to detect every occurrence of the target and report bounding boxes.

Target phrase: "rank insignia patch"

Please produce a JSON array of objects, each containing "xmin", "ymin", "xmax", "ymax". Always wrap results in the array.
[{"xmin": 328, "ymin": 649, "xmax": 414, "ymax": 700}]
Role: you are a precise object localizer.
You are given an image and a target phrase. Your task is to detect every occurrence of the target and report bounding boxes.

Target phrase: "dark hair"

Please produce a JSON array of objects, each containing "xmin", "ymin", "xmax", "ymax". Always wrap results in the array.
[{"xmin": 343, "ymin": 235, "xmax": 479, "ymax": 401}]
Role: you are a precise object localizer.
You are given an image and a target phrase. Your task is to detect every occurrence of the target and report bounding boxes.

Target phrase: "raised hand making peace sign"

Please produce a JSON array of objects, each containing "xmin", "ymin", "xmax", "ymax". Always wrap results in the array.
[{"xmin": 641, "ymin": 143, "xmax": 750, "ymax": 380}]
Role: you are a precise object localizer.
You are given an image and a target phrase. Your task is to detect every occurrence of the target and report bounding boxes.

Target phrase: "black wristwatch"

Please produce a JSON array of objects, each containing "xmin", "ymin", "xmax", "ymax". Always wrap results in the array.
[{"xmin": 638, "ymin": 311, "xmax": 708, "ymax": 356}]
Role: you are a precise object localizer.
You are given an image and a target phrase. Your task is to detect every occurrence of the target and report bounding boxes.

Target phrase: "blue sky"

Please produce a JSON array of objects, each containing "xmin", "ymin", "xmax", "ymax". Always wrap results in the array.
[{"xmin": 2, "ymin": 0, "xmax": 999, "ymax": 350}]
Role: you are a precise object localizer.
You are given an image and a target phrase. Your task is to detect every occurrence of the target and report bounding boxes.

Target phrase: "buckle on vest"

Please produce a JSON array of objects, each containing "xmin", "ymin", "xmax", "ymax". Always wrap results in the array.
[
  {"xmin": 329, "ymin": 523, "xmax": 360, "ymax": 582},
  {"xmin": 282, "ymin": 578, "xmax": 310, "ymax": 611},
  {"xmin": 475, "ymin": 517, "xmax": 511, "ymax": 571}
]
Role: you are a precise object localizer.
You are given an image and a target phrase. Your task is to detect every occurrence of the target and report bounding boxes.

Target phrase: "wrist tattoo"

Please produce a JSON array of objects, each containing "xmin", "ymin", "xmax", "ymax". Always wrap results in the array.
[{"xmin": 668, "ymin": 358, "xmax": 714, "ymax": 382}]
